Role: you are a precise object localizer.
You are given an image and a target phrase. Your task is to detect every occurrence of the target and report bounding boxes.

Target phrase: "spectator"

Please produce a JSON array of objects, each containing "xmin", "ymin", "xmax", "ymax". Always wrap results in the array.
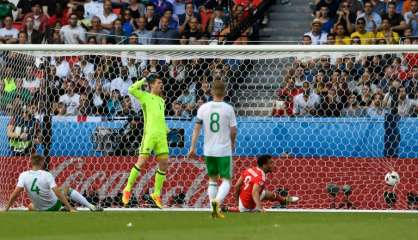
[
  {"xmin": 46, "ymin": 2, "xmax": 69, "ymax": 28},
  {"xmin": 207, "ymin": 6, "xmax": 227, "ymax": 40},
  {"xmin": 122, "ymin": 9, "xmax": 134, "ymax": 36},
  {"xmin": 274, "ymin": 78, "xmax": 303, "ymax": 116},
  {"xmin": 109, "ymin": 19, "xmax": 128, "ymax": 44},
  {"xmin": 54, "ymin": 56, "xmax": 71, "ymax": 79},
  {"xmin": 116, "ymin": 95, "xmax": 137, "ymax": 117},
  {"xmin": 183, "ymin": 16, "xmax": 203, "ymax": 40},
  {"xmin": 106, "ymin": 89, "xmax": 122, "ymax": 116},
  {"xmin": 334, "ymin": 23, "xmax": 351, "ymax": 44},
  {"xmin": 54, "ymin": 101, "xmax": 67, "ymax": 116},
  {"xmin": 22, "ymin": 16, "xmax": 44, "ymax": 44},
  {"xmin": 350, "ymin": 18, "xmax": 375, "ymax": 45},
  {"xmin": 316, "ymin": 6, "xmax": 334, "ymax": 33},
  {"xmin": 22, "ymin": 65, "xmax": 40, "ymax": 94},
  {"xmin": 98, "ymin": 0, "xmax": 117, "ymax": 30},
  {"xmin": 197, "ymin": 80, "xmax": 212, "ymax": 102},
  {"xmin": 151, "ymin": 0, "xmax": 173, "ymax": 17},
  {"xmin": 87, "ymin": 16, "xmax": 108, "ymax": 44},
  {"xmin": 178, "ymin": 3, "xmax": 200, "ymax": 33},
  {"xmin": 396, "ymin": 86, "xmax": 414, "ymax": 116},
  {"xmin": 7, "ymin": 105, "xmax": 40, "ymax": 155},
  {"xmin": 176, "ymin": 88, "xmax": 196, "ymax": 108},
  {"xmin": 134, "ymin": 16, "xmax": 153, "ymax": 45},
  {"xmin": 302, "ymin": 35, "xmax": 312, "ymax": 45},
  {"xmin": 304, "ymin": 18, "xmax": 327, "ymax": 45},
  {"xmin": 151, "ymin": 16, "xmax": 179, "ymax": 44},
  {"xmin": 326, "ymin": 33, "xmax": 335, "ymax": 44},
  {"xmin": 59, "ymin": 81, "xmax": 80, "ymax": 115},
  {"xmin": 77, "ymin": 93, "xmax": 93, "ymax": 117},
  {"xmin": 162, "ymin": 8, "xmax": 179, "ymax": 30},
  {"xmin": 404, "ymin": 0, "xmax": 418, "ymax": 36},
  {"xmin": 366, "ymin": 93, "xmax": 385, "ymax": 116},
  {"xmin": 293, "ymin": 81, "xmax": 320, "ymax": 116},
  {"xmin": 334, "ymin": 1, "xmax": 355, "ymax": 34},
  {"xmin": 0, "ymin": 16, "xmax": 18, "ymax": 44},
  {"xmin": 315, "ymin": 0, "xmax": 339, "ymax": 19},
  {"xmin": 341, "ymin": 94, "xmax": 365, "ymax": 116},
  {"xmin": 317, "ymin": 87, "xmax": 342, "ymax": 116},
  {"xmin": 60, "ymin": 13, "xmax": 87, "ymax": 44},
  {"xmin": 127, "ymin": 0, "xmax": 145, "ymax": 19},
  {"xmin": 376, "ymin": 17, "xmax": 400, "ymax": 44},
  {"xmin": 92, "ymin": 81, "xmax": 106, "ymax": 115},
  {"xmin": 18, "ymin": 31, "xmax": 28, "ymax": 44},
  {"xmin": 144, "ymin": 3, "xmax": 160, "ymax": 31},
  {"xmin": 104, "ymin": 66, "xmax": 133, "ymax": 96},
  {"xmin": 0, "ymin": 0, "xmax": 16, "ymax": 23},
  {"xmin": 23, "ymin": 3, "xmax": 48, "ymax": 34},
  {"xmin": 16, "ymin": 0, "xmax": 34, "ymax": 20},
  {"xmin": 357, "ymin": 1, "xmax": 382, "ymax": 32},
  {"xmin": 84, "ymin": 0, "xmax": 104, "ymax": 20},
  {"xmin": 169, "ymin": 101, "xmax": 183, "ymax": 116},
  {"xmin": 382, "ymin": 1, "xmax": 407, "ymax": 35}
]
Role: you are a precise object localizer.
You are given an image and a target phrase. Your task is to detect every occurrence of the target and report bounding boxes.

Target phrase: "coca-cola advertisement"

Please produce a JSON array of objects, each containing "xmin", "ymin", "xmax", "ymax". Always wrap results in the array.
[{"xmin": 1, "ymin": 156, "xmax": 417, "ymax": 209}]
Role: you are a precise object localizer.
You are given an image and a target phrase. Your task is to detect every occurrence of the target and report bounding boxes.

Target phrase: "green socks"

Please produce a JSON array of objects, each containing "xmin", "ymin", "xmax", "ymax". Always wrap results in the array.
[
  {"xmin": 153, "ymin": 169, "xmax": 166, "ymax": 197},
  {"xmin": 124, "ymin": 165, "xmax": 140, "ymax": 192}
]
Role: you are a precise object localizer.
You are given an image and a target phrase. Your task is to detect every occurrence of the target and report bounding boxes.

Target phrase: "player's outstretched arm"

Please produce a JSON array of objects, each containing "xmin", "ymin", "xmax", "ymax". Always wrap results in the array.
[
  {"xmin": 128, "ymin": 78, "xmax": 148, "ymax": 102},
  {"xmin": 234, "ymin": 176, "xmax": 243, "ymax": 207},
  {"xmin": 252, "ymin": 184, "xmax": 264, "ymax": 212},
  {"xmin": 188, "ymin": 122, "xmax": 202, "ymax": 159},
  {"xmin": 4, "ymin": 187, "xmax": 24, "ymax": 211},
  {"xmin": 52, "ymin": 187, "xmax": 76, "ymax": 212}
]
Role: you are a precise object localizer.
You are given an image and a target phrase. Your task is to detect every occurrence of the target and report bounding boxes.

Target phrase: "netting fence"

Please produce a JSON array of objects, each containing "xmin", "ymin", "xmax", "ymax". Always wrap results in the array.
[{"xmin": 0, "ymin": 45, "xmax": 418, "ymax": 210}]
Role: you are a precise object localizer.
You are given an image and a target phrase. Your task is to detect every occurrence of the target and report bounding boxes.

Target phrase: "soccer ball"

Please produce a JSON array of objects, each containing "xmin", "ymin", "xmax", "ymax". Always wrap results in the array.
[{"xmin": 385, "ymin": 171, "xmax": 400, "ymax": 186}]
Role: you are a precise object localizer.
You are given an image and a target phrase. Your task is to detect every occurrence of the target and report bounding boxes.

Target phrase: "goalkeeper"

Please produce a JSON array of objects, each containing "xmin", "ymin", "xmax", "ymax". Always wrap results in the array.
[{"xmin": 122, "ymin": 74, "xmax": 169, "ymax": 209}]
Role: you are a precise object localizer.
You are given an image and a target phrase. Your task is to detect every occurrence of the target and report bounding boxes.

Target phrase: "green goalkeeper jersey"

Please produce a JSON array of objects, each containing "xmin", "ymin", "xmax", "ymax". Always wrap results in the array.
[{"xmin": 128, "ymin": 79, "xmax": 168, "ymax": 136}]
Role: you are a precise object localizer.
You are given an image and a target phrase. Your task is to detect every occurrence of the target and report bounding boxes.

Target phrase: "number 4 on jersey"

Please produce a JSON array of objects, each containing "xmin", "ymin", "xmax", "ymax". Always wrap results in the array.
[{"xmin": 31, "ymin": 178, "xmax": 40, "ymax": 195}]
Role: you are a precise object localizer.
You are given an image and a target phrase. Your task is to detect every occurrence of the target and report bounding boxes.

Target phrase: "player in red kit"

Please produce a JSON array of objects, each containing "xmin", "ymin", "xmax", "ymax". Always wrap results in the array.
[{"xmin": 234, "ymin": 155, "xmax": 299, "ymax": 212}]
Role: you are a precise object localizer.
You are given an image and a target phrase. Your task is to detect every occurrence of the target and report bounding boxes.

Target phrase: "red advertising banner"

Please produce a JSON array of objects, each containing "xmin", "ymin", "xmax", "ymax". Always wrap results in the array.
[{"xmin": 1, "ymin": 156, "xmax": 417, "ymax": 209}]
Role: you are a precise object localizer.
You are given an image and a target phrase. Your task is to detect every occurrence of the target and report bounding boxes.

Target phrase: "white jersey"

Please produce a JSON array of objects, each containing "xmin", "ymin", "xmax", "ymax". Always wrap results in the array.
[
  {"xmin": 197, "ymin": 101, "xmax": 237, "ymax": 157},
  {"xmin": 16, "ymin": 170, "xmax": 58, "ymax": 211}
]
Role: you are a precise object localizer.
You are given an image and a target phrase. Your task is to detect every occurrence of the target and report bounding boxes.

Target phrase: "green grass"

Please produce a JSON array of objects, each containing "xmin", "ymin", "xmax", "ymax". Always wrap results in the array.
[{"xmin": 0, "ymin": 211, "xmax": 417, "ymax": 240}]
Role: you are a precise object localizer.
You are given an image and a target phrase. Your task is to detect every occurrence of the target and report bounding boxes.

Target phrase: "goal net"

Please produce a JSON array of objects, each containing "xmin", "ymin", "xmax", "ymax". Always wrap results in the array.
[{"xmin": 0, "ymin": 45, "xmax": 417, "ymax": 211}]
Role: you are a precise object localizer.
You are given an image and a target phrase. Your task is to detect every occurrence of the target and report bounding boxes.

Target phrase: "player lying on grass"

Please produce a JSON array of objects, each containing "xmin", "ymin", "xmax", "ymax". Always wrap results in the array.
[
  {"xmin": 188, "ymin": 80, "xmax": 237, "ymax": 218},
  {"xmin": 4, "ymin": 154, "xmax": 102, "ymax": 212},
  {"xmin": 122, "ymin": 74, "xmax": 169, "ymax": 209},
  {"xmin": 234, "ymin": 155, "xmax": 299, "ymax": 212}
]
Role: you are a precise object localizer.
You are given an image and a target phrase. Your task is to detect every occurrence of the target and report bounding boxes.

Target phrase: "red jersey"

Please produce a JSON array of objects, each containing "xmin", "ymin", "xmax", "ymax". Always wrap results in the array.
[{"xmin": 239, "ymin": 167, "xmax": 266, "ymax": 209}]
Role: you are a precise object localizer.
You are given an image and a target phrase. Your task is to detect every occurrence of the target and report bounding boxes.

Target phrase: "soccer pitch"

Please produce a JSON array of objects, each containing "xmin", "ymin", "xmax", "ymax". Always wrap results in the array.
[{"xmin": 0, "ymin": 211, "xmax": 417, "ymax": 240}]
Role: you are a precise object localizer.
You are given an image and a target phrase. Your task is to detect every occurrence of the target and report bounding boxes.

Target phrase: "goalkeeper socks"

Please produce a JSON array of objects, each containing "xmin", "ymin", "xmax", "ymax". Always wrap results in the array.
[
  {"xmin": 69, "ymin": 189, "xmax": 94, "ymax": 210},
  {"xmin": 215, "ymin": 179, "xmax": 231, "ymax": 204},
  {"xmin": 124, "ymin": 165, "xmax": 141, "ymax": 192},
  {"xmin": 208, "ymin": 181, "xmax": 218, "ymax": 204},
  {"xmin": 153, "ymin": 169, "xmax": 166, "ymax": 197}
]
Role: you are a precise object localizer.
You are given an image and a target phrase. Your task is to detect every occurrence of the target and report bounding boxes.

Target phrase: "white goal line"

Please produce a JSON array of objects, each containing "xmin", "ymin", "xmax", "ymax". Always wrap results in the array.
[{"xmin": 9, "ymin": 207, "xmax": 418, "ymax": 214}]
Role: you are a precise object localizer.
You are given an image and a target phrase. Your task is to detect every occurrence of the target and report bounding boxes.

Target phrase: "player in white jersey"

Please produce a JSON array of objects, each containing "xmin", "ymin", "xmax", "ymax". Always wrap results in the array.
[
  {"xmin": 188, "ymin": 80, "xmax": 237, "ymax": 218},
  {"xmin": 4, "ymin": 155, "xmax": 102, "ymax": 212}
]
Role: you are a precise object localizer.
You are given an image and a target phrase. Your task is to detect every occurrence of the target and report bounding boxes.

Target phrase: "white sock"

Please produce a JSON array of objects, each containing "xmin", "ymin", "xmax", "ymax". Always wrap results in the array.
[
  {"xmin": 70, "ymin": 189, "xmax": 94, "ymax": 210},
  {"xmin": 208, "ymin": 181, "xmax": 218, "ymax": 204},
  {"xmin": 215, "ymin": 179, "xmax": 231, "ymax": 205}
]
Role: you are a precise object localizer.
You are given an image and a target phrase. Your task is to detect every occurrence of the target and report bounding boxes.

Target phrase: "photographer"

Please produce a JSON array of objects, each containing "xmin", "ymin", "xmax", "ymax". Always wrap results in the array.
[{"xmin": 7, "ymin": 104, "xmax": 40, "ymax": 156}]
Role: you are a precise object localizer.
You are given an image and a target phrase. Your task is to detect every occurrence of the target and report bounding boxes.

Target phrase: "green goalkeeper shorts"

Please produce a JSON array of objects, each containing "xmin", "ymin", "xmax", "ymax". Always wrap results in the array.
[
  {"xmin": 140, "ymin": 133, "xmax": 169, "ymax": 156},
  {"xmin": 204, "ymin": 156, "xmax": 232, "ymax": 179}
]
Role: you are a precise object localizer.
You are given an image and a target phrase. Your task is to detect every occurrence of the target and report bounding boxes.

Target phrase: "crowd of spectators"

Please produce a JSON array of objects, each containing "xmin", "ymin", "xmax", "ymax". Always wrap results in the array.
[
  {"xmin": 304, "ymin": 0, "xmax": 418, "ymax": 45},
  {"xmin": 0, "ymin": 0, "xmax": 268, "ymax": 45},
  {"xmin": 273, "ymin": 53, "xmax": 418, "ymax": 117}
]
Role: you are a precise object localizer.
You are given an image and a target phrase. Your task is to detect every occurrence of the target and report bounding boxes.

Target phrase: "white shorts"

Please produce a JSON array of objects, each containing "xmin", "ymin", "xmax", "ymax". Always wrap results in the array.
[{"xmin": 238, "ymin": 190, "xmax": 266, "ymax": 212}]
